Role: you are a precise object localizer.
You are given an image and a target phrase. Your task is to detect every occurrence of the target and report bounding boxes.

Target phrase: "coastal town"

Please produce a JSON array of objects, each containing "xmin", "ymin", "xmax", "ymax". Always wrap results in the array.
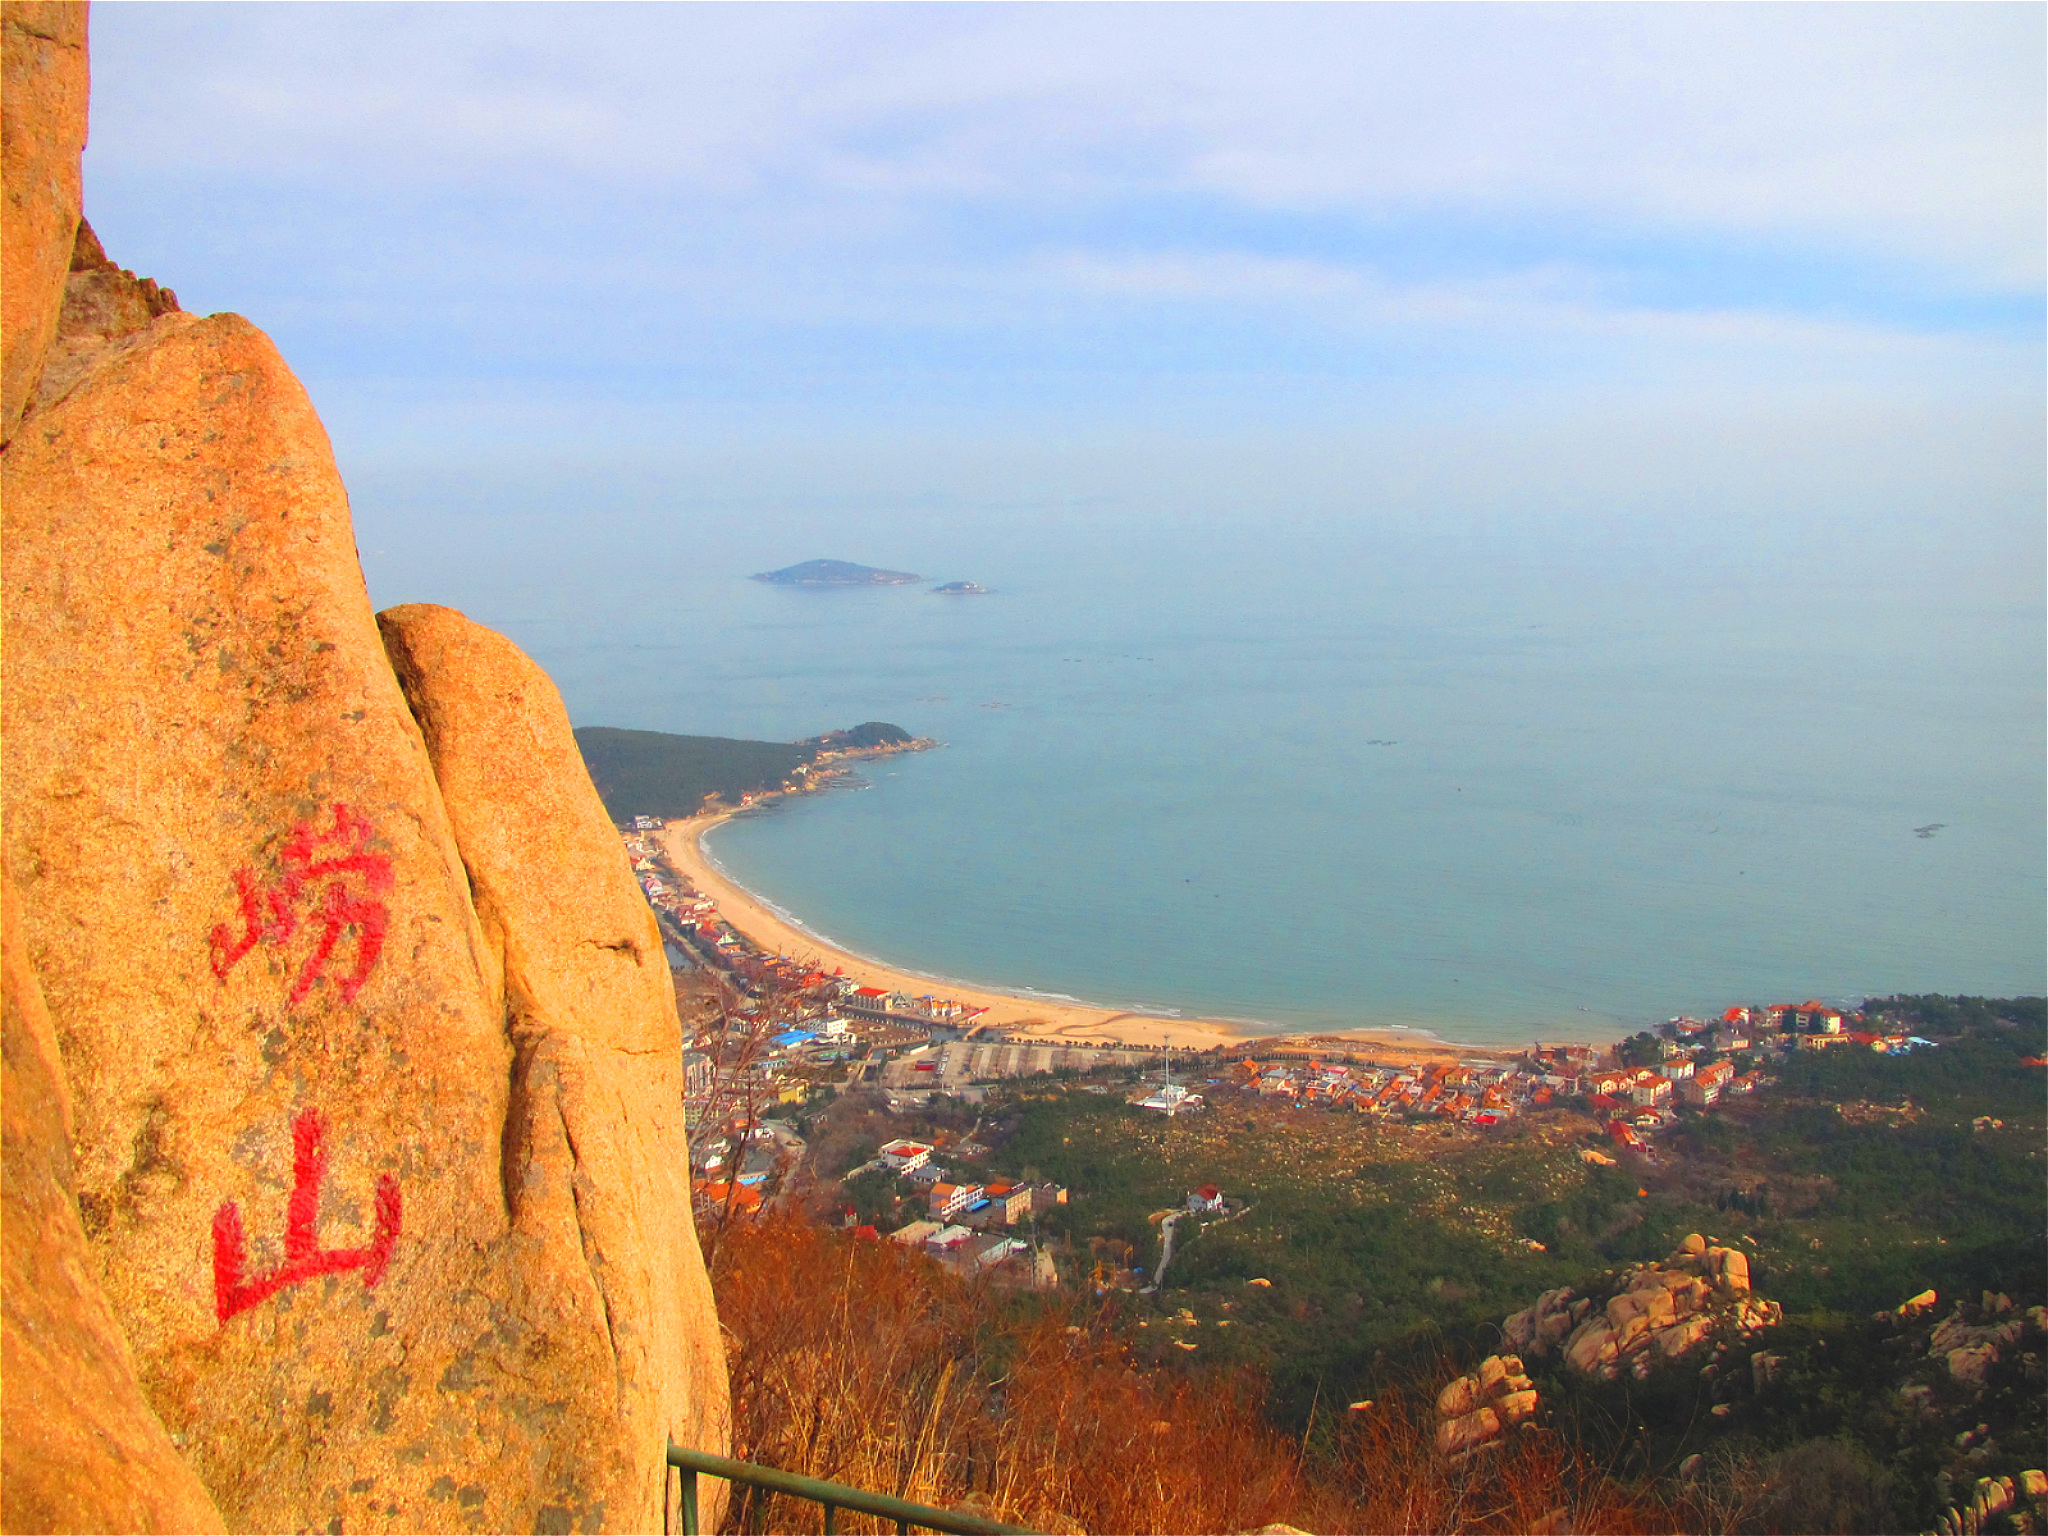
[
  {"xmin": 620, "ymin": 820, "xmax": 1973, "ymax": 1285},
  {"xmin": 636, "ymin": 807, "xmax": 2043, "ymax": 1533}
]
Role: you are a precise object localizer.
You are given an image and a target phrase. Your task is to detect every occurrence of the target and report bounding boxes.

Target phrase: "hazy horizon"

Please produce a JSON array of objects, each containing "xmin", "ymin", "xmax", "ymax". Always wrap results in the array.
[
  {"xmin": 77, "ymin": 3, "xmax": 2045, "ymax": 1020},
  {"xmin": 81, "ymin": 4, "xmax": 2043, "ymax": 624}
]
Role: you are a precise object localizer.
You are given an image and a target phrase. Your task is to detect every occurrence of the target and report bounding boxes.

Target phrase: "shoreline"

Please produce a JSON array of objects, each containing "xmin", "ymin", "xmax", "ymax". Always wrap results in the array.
[{"xmin": 655, "ymin": 811, "xmax": 1545, "ymax": 1064}]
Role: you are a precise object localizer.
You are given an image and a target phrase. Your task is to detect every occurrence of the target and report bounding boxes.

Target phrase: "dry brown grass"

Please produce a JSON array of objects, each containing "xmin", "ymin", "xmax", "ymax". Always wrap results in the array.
[
  {"xmin": 1330, "ymin": 1379, "xmax": 1683, "ymax": 1536},
  {"xmin": 707, "ymin": 1214, "xmax": 1682, "ymax": 1535}
]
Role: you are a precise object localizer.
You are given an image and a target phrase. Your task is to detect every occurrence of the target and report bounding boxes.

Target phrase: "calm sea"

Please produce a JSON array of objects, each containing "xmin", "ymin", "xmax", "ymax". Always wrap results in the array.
[{"xmin": 373, "ymin": 510, "xmax": 2046, "ymax": 1047}]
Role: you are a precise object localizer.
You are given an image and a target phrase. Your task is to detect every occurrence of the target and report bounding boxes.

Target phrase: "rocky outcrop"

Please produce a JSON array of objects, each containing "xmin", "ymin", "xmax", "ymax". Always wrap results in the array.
[
  {"xmin": 1501, "ymin": 1284, "xmax": 1592, "ymax": 1358},
  {"xmin": 1923, "ymin": 1472, "xmax": 2048, "ymax": 1536},
  {"xmin": 0, "ymin": 0, "xmax": 88, "ymax": 442},
  {"xmin": 1500, "ymin": 1233, "xmax": 1779, "ymax": 1383},
  {"xmin": 1897, "ymin": 1288, "xmax": 1940, "ymax": 1319},
  {"xmin": 1918, "ymin": 1293, "xmax": 2040, "ymax": 1393},
  {"xmin": 30, "ymin": 216, "xmax": 181, "ymax": 414},
  {"xmin": 1433, "ymin": 1353, "xmax": 1537, "ymax": 1462},
  {"xmin": 0, "ymin": 10, "xmax": 727, "ymax": 1529},
  {"xmin": 3, "ymin": 868, "xmax": 226, "ymax": 1534}
]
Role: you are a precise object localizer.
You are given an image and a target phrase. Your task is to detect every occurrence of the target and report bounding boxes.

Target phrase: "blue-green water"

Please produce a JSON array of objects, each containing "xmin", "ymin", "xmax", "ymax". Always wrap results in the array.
[{"xmin": 380, "ymin": 514, "xmax": 2046, "ymax": 1046}]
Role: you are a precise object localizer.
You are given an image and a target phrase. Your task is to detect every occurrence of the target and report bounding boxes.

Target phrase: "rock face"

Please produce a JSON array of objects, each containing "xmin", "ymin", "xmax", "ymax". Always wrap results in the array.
[
  {"xmin": 0, "ymin": 11, "xmax": 727, "ymax": 1530},
  {"xmin": 0, "ymin": 0, "xmax": 88, "ymax": 443},
  {"xmin": 3, "ymin": 869, "xmax": 227, "ymax": 1535},
  {"xmin": 378, "ymin": 603, "xmax": 730, "ymax": 1507}
]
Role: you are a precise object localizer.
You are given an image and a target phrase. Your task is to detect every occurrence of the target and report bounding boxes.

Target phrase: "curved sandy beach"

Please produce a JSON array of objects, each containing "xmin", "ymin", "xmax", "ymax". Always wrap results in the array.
[{"xmin": 656, "ymin": 813, "xmax": 1513, "ymax": 1063}]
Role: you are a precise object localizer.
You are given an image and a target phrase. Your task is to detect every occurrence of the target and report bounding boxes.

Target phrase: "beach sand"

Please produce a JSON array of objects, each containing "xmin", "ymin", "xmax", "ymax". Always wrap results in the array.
[{"xmin": 656, "ymin": 813, "xmax": 1516, "ymax": 1064}]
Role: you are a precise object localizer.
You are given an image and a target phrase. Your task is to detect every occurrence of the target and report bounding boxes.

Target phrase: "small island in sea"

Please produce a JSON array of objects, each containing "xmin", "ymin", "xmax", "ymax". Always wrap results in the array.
[
  {"xmin": 752, "ymin": 559, "xmax": 922, "ymax": 587},
  {"xmin": 931, "ymin": 581, "xmax": 990, "ymax": 595}
]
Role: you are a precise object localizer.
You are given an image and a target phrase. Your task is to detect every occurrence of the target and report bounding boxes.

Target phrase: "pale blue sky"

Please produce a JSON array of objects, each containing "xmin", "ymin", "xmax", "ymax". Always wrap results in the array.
[{"xmin": 80, "ymin": 2, "xmax": 2045, "ymax": 608}]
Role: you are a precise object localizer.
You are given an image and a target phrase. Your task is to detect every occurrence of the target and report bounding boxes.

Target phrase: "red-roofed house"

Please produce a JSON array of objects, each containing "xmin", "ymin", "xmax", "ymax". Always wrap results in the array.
[
  {"xmin": 1630, "ymin": 1074, "xmax": 1673, "ymax": 1107},
  {"xmin": 879, "ymin": 1138, "xmax": 935, "ymax": 1172},
  {"xmin": 1681, "ymin": 1060, "xmax": 1736, "ymax": 1106},
  {"xmin": 692, "ymin": 1180, "xmax": 763, "ymax": 1218}
]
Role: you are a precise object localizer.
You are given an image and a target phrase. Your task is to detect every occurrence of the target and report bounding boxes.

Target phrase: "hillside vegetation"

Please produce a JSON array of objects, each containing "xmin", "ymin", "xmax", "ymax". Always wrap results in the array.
[
  {"xmin": 734, "ymin": 995, "xmax": 2045, "ymax": 1533},
  {"xmin": 574, "ymin": 722, "xmax": 915, "ymax": 820},
  {"xmin": 708, "ymin": 1215, "xmax": 1677, "ymax": 1535}
]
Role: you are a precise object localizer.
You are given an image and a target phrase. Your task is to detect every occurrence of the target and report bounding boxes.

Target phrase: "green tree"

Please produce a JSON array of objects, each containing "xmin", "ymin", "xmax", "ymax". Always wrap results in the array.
[{"xmin": 1617, "ymin": 1031, "xmax": 1665, "ymax": 1068}]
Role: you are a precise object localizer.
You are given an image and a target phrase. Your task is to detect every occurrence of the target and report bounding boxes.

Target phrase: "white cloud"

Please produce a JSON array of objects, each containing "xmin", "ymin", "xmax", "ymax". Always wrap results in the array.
[
  {"xmin": 1041, "ymin": 250, "xmax": 1371, "ymax": 303},
  {"xmin": 88, "ymin": 2, "xmax": 2043, "ymax": 291},
  {"xmin": 1026, "ymin": 247, "xmax": 2028, "ymax": 387}
]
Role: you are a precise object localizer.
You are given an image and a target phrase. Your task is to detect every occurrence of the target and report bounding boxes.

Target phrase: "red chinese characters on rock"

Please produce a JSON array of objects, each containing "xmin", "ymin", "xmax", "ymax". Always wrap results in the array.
[
  {"xmin": 208, "ymin": 803, "xmax": 393, "ymax": 1007},
  {"xmin": 212, "ymin": 1107, "xmax": 400, "ymax": 1324}
]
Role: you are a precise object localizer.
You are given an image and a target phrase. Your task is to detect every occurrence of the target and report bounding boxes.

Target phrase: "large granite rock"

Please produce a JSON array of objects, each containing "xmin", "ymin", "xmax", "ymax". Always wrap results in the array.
[
  {"xmin": 1503, "ymin": 1234, "xmax": 1780, "ymax": 1387},
  {"xmin": 0, "ymin": 0, "xmax": 88, "ymax": 443},
  {"xmin": 3, "ymin": 252, "xmax": 724, "ymax": 1532},
  {"xmin": 379, "ymin": 602, "xmax": 731, "ymax": 1521},
  {"xmin": 3, "ymin": 866, "xmax": 227, "ymax": 1535}
]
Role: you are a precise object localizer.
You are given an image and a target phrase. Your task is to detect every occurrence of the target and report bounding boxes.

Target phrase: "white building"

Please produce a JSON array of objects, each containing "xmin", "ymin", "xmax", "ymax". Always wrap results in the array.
[
  {"xmin": 878, "ymin": 1138, "xmax": 934, "ymax": 1172},
  {"xmin": 928, "ymin": 1182, "xmax": 982, "ymax": 1220},
  {"xmin": 1137, "ymin": 1049, "xmax": 1203, "ymax": 1115}
]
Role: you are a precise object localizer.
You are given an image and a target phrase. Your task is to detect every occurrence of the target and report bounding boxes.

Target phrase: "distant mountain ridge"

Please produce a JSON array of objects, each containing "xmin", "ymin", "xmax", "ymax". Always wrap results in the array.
[{"xmin": 752, "ymin": 559, "xmax": 921, "ymax": 587}]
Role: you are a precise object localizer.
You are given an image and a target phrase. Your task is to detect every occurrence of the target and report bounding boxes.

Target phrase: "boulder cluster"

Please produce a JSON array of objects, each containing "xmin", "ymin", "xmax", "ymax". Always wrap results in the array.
[
  {"xmin": 1501, "ymin": 1233, "xmax": 1781, "ymax": 1383},
  {"xmin": 1884, "ymin": 1290, "xmax": 2045, "ymax": 1409},
  {"xmin": 1925, "ymin": 1470, "xmax": 2048, "ymax": 1536},
  {"xmin": 1924, "ymin": 1293, "xmax": 2044, "ymax": 1390},
  {"xmin": 2, "ymin": 5, "xmax": 728, "ymax": 1530},
  {"xmin": 1432, "ymin": 1353, "xmax": 1538, "ymax": 1462}
]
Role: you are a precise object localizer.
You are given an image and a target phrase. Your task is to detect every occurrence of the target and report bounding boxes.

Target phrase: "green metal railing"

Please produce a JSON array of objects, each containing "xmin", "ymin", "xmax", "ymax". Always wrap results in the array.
[{"xmin": 666, "ymin": 1443, "xmax": 1037, "ymax": 1536}]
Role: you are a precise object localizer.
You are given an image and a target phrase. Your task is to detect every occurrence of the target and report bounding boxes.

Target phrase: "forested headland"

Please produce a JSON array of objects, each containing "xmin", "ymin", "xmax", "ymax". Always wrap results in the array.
[{"xmin": 575, "ymin": 722, "xmax": 920, "ymax": 820}]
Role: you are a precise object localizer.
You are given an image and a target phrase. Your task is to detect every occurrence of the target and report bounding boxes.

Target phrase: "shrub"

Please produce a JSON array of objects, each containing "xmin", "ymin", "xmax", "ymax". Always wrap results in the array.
[
  {"xmin": 1749, "ymin": 1439, "xmax": 1896, "ymax": 1536},
  {"xmin": 708, "ymin": 1214, "xmax": 1315, "ymax": 1533},
  {"xmin": 705, "ymin": 1214, "xmax": 1681, "ymax": 1534}
]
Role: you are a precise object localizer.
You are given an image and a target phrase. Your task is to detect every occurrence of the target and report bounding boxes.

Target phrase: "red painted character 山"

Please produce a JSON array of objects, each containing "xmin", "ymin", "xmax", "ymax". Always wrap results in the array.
[
  {"xmin": 212, "ymin": 1107, "xmax": 401, "ymax": 1324},
  {"xmin": 208, "ymin": 803, "xmax": 394, "ymax": 1006}
]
